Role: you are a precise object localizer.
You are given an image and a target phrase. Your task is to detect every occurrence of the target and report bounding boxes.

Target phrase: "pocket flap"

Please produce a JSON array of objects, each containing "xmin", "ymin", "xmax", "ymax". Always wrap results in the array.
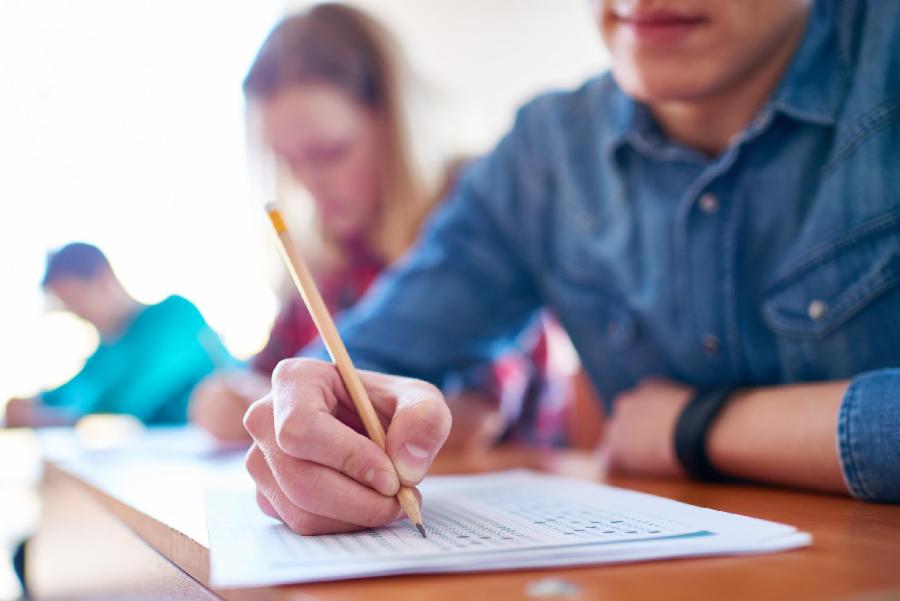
[{"xmin": 762, "ymin": 213, "xmax": 900, "ymax": 339}]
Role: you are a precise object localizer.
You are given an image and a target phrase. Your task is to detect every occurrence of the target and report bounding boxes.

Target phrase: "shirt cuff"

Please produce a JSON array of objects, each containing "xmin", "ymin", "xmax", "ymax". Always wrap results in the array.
[{"xmin": 837, "ymin": 368, "xmax": 900, "ymax": 503}]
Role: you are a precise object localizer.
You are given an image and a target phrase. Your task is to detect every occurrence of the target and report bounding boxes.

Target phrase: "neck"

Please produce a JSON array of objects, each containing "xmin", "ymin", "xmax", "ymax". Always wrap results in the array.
[
  {"xmin": 648, "ymin": 21, "xmax": 807, "ymax": 156},
  {"xmin": 98, "ymin": 291, "xmax": 141, "ymax": 338}
]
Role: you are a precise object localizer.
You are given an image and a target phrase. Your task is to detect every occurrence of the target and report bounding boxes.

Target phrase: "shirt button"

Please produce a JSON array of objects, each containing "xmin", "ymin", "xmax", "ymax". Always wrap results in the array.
[
  {"xmin": 807, "ymin": 299, "xmax": 828, "ymax": 321},
  {"xmin": 608, "ymin": 319, "xmax": 637, "ymax": 345},
  {"xmin": 699, "ymin": 193, "xmax": 720, "ymax": 214},
  {"xmin": 702, "ymin": 334, "xmax": 720, "ymax": 356}
]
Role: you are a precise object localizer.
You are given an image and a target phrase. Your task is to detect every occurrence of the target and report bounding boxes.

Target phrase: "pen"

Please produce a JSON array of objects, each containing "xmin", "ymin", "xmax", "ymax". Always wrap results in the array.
[{"xmin": 264, "ymin": 203, "xmax": 427, "ymax": 538}]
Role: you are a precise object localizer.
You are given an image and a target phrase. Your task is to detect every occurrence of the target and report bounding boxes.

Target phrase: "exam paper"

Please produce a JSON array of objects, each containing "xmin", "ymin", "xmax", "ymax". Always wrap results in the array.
[{"xmin": 206, "ymin": 470, "xmax": 811, "ymax": 587}]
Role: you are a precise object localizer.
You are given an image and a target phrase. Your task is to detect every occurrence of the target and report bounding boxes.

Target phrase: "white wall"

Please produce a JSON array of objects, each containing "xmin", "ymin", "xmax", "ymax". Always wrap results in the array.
[
  {"xmin": 0, "ymin": 0, "xmax": 609, "ymax": 402},
  {"xmin": 333, "ymin": 0, "xmax": 609, "ymax": 152}
]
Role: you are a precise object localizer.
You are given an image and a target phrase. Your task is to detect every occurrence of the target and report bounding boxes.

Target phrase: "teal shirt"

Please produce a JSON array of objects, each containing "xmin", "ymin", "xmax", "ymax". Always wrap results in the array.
[{"xmin": 41, "ymin": 295, "xmax": 231, "ymax": 424}]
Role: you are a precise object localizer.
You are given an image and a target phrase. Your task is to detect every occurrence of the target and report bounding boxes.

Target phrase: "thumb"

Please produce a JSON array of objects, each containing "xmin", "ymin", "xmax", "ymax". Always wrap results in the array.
[{"xmin": 384, "ymin": 387, "xmax": 451, "ymax": 486}]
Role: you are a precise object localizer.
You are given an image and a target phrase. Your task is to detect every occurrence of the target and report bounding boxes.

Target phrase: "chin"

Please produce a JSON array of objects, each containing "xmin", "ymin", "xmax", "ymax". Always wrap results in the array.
[
  {"xmin": 612, "ymin": 62, "xmax": 721, "ymax": 103},
  {"xmin": 325, "ymin": 222, "xmax": 363, "ymax": 244}
]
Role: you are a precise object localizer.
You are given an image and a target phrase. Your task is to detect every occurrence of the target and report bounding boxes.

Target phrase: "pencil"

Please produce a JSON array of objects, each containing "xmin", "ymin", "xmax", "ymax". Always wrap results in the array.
[{"xmin": 264, "ymin": 203, "xmax": 427, "ymax": 538}]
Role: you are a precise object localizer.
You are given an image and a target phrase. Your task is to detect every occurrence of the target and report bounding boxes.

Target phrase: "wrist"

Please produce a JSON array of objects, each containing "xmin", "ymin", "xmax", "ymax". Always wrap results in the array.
[
  {"xmin": 705, "ymin": 388, "xmax": 751, "ymax": 477},
  {"xmin": 673, "ymin": 387, "xmax": 736, "ymax": 481},
  {"xmin": 704, "ymin": 383, "xmax": 846, "ymax": 491}
]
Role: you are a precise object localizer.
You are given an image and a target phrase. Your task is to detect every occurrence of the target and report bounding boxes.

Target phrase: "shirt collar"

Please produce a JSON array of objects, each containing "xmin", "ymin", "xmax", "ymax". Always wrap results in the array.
[
  {"xmin": 768, "ymin": 0, "xmax": 854, "ymax": 127},
  {"xmin": 606, "ymin": 79, "xmax": 642, "ymax": 153},
  {"xmin": 606, "ymin": 0, "xmax": 855, "ymax": 155},
  {"xmin": 606, "ymin": 81, "xmax": 670, "ymax": 160}
]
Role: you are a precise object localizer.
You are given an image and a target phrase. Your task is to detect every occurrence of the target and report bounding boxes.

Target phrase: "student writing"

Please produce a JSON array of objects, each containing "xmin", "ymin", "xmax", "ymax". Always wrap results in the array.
[{"xmin": 242, "ymin": 0, "xmax": 900, "ymax": 535}]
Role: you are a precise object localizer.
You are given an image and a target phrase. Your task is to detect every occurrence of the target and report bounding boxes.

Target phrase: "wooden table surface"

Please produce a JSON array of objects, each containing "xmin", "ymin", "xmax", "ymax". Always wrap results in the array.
[{"xmin": 41, "ymin": 445, "xmax": 900, "ymax": 601}]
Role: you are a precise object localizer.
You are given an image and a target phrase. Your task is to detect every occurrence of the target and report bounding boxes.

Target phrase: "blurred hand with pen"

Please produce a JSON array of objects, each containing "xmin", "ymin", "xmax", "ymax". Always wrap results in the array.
[{"xmin": 188, "ymin": 372, "xmax": 267, "ymax": 443}]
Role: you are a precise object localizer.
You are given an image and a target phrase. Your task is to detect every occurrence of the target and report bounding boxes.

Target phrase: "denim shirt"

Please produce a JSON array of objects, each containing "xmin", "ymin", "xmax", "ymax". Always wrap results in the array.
[{"xmin": 308, "ymin": 0, "xmax": 900, "ymax": 501}]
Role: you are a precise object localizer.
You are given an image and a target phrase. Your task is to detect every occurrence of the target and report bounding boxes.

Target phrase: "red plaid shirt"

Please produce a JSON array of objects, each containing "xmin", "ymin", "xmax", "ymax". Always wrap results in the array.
[
  {"xmin": 251, "ymin": 246, "xmax": 570, "ymax": 446},
  {"xmin": 251, "ymin": 247, "xmax": 382, "ymax": 377}
]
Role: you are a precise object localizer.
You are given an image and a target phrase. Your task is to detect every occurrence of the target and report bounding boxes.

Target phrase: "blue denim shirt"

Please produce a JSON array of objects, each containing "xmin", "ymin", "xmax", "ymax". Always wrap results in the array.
[{"xmin": 307, "ymin": 0, "xmax": 900, "ymax": 502}]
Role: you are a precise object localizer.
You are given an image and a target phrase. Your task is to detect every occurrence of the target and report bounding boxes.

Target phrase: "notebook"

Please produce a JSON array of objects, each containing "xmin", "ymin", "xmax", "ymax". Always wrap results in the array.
[{"xmin": 205, "ymin": 470, "xmax": 810, "ymax": 587}]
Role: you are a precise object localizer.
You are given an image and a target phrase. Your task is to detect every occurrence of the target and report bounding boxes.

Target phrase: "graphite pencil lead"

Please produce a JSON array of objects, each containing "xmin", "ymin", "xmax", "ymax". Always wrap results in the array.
[{"xmin": 416, "ymin": 523, "xmax": 427, "ymax": 538}]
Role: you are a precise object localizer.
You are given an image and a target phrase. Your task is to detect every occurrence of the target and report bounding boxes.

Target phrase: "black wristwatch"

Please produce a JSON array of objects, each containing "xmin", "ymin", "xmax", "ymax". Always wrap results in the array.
[{"xmin": 673, "ymin": 388, "xmax": 735, "ymax": 481}]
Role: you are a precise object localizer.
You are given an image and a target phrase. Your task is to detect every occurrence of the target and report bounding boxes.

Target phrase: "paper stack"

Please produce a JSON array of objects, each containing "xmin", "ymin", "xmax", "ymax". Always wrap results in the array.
[{"xmin": 206, "ymin": 470, "xmax": 810, "ymax": 587}]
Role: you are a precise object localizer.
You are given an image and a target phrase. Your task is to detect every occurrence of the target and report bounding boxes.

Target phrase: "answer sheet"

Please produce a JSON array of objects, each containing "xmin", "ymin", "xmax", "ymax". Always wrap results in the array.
[{"xmin": 206, "ymin": 470, "xmax": 811, "ymax": 587}]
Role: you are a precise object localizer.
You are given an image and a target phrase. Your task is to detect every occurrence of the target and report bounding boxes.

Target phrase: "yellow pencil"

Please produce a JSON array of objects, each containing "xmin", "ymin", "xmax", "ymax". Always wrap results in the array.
[{"xmin": 264, "ymin": 203, "xmax": 426, "ymax": 538}]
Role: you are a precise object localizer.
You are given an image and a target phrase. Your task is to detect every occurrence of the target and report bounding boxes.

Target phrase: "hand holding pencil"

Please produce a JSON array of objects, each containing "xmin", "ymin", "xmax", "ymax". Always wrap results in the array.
[{"xmin": 242, "ymin": 204, "xmax": 451, "ymax": 536}]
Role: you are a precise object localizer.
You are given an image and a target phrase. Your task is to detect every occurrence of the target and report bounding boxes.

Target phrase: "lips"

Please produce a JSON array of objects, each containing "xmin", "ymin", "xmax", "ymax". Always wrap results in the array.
[
  {"xmin": 612, "ymin": 8, "xmax": 708, "ymax": 45},
  {"xmin": 615, "ymin": 8, "xmax": 706, "ymax": 25}
]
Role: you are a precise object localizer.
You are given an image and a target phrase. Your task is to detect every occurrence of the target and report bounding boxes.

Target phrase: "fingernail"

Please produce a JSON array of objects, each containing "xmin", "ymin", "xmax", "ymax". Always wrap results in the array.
[
  {"xmin": 396, "ymin": 442, "xmax": 430, "ymax": 484},
  {"xmin": 365, "ymin": 467, "xmax": 399, "ymax": 496}
]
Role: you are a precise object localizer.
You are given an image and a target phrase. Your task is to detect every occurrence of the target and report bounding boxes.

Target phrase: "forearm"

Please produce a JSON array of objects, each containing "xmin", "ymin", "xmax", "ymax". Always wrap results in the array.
[
  {"xmin": 5, "ymin": 398, "xmax": 76, "ymax": 428},
  {"xmin": 303, "ymin": 170, "xmax": 540, "ymax": 387},
  {"xmin": 32, "ymin": 404, "xmax": 77, "ymax": 427},
  {"xmin": 707, "ymin": 381, "xmax": 848, "ymax": 494}
]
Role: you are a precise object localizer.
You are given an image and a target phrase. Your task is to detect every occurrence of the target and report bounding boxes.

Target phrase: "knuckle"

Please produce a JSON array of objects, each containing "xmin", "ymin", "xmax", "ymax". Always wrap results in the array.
[
  {"xmin": 244, "ymin": 445, "xmax": 265, "ymax": 479},
  {"xmin": 293, "ymin": 356, "xmax": 331, "ymax": 372},
  {"xmin": 272, "ymin": 357, "xmax": 330, "ymax": 386},
  {"xmin": 271, "ymin": 358, "xmax": 299, "ymax": 385},
  {"xmin": 275, "ymin": 410, "xmax": 312, "ymax": 455},
  {"xmin": 242, "ymin": 397, "xmax": 269, "ymax": 437}
]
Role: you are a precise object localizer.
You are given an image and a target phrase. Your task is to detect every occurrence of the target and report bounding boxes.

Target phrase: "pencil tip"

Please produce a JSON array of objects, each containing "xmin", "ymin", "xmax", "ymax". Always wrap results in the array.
[{"xmin": 416, "ymin": 523, "xmax": 427, "ymax": 538}]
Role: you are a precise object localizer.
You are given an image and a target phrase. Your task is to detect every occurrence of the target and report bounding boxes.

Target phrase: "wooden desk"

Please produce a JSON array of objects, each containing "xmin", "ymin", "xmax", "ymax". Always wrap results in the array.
[{"xmin": 37, "ymin": 445, "xmax": 900, "ymax": 601}]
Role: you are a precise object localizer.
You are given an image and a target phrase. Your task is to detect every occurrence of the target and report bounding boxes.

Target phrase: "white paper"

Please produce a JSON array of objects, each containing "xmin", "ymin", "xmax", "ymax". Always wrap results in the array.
[{"xmin": 206, "ymin": 470, "xmax": 811, "ymax": 587}]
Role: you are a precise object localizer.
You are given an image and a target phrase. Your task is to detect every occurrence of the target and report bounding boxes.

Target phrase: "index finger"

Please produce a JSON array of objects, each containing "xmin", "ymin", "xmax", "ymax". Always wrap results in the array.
[{"xmin": 265, "ymin": 359, "xmax": 401, "ymax": 496}]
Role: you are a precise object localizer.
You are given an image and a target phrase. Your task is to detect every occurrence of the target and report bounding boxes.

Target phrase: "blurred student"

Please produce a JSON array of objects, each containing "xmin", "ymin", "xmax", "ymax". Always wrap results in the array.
[
  {"xmin": 240, "ymin": 0, "xmax": 900, "ymax": 534},
  {"xmin": 188, "ymin": 4, "xmax": 568, "ymax": 449},
  {"xmin": 3, "ymin": 242, "xmax": 229, "ymax": 428}
]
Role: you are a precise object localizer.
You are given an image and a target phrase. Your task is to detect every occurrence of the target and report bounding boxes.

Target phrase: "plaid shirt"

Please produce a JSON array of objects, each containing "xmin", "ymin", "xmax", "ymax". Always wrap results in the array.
[{"xmin": 252, "ymin": 245, "xmax": 570, "ymax": 446}]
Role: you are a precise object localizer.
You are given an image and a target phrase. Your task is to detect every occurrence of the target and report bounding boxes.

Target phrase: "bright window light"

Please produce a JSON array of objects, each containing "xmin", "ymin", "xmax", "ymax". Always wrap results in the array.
[{"xmin": 1, "ymin": 0, "xmax": 607, "ymax": 403}]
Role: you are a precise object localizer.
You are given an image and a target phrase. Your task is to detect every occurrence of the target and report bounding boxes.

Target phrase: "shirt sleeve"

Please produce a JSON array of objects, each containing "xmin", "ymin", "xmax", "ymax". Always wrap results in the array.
[
  {"xmin": 40, "ymin": 348, "xmax": 109, "ymax": 417},
  {"xmin": 837, "ymin": 368, "xmax": 900, "ymax": 502},
  {"xmin": 108, "ymin": 341, "xmax": 217, "ymax": 424},
  {"xmin": 89, "ymin": 298, "xmax": 228, "ymax": 424},
  {"xmin": 302, "ymin": 119, "xmax": 543, "ymax": 389},
  {"xmin": 252, "ymin": 299, "xmax": 319, "ymax": 376}
]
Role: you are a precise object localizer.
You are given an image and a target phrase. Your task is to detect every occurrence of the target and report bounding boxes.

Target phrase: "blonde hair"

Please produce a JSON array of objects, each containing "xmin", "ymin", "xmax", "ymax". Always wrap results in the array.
[{"xmin": 243, "ymin": 3, "xmax": 449, "ymax": 270}]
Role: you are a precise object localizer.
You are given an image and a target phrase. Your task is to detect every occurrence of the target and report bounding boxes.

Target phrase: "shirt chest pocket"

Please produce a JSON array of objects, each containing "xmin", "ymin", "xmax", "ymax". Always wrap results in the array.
[{"xmin": 762, "ymin": 210, "xmax": 900, "ymax": 381}]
